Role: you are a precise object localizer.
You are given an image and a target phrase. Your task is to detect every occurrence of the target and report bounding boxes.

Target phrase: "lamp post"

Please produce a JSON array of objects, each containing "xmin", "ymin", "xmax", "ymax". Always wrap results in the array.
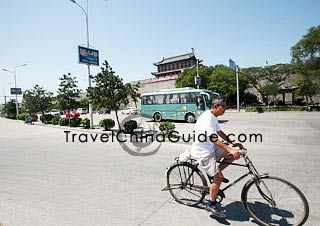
[
  {"xmin": 70, "ymin": 0, "xmax": 94, "ymax": 128},
  {"xmin": 2, "ymin": 64, "xmax": 27, "ymax": 115},
  {"xmin": 192, "ymin": 48, "xmax": 201, "ymax": 89}
]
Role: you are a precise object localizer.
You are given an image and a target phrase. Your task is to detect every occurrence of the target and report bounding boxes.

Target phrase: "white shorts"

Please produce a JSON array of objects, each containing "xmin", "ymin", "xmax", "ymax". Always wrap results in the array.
[{"xmin": 196, "ymin": 147, "xmax": 225, "ymax": 177}]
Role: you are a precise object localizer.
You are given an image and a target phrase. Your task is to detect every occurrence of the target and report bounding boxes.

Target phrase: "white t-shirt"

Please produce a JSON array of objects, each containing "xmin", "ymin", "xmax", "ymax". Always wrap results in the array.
[{"xmin": 191, "ymin": 110, "xmax": 221, "ymax": 159}]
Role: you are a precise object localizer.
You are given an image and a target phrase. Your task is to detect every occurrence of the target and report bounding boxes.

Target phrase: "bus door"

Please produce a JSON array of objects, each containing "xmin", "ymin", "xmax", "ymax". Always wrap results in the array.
[{"xmin": 200, "ymin": 92, "xmax": 212, "ymax": 110}]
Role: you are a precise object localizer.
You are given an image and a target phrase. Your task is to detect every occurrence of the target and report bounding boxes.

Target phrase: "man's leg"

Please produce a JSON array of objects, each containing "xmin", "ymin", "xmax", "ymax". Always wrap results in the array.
[
  {"xmin": 206, "ymin": 171, "xmax": 226, "ymax": 218},
  {"xmin": 215, "ymin": 147, "xmax": 235, "ymax": 172},
  {"xmin": 209, "ymin": 171, "xmax": 223, "ymax": 202},
  {"xmin": 218, "ymin": 154, "xmax": 234, "ymax": 172}
]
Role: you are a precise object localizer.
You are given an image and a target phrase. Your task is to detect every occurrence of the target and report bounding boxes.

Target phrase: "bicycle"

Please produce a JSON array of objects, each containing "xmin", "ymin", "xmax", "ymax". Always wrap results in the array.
[{"xmin": 163, "ymin": 148, "xmax": 309, "ymax": 226}]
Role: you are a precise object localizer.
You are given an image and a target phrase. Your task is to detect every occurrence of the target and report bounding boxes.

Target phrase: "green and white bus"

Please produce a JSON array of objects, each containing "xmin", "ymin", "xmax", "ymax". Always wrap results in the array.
[{"xmin": 141, "ymin": 87, "xmax": 220, "ymax": 123}]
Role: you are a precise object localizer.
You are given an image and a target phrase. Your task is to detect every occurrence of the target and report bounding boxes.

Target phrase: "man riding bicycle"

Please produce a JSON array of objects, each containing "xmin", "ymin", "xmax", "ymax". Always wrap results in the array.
[{"xmin": 191, "ymin": 98, "xmax": 242, "ymax": 218}]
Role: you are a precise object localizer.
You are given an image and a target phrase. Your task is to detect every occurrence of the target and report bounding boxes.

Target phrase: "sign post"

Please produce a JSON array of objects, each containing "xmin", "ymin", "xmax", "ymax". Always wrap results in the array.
[
  {"xmin": 77, "ymin": 45, "xmax": 99, "ymax": 128},
  {"xmin": 194, "ymin": 58, "xmax": 201, "ymax": 89},
  {"xmin": 229, "ymin": 59, "xmax": 240, "ymax": 112}
]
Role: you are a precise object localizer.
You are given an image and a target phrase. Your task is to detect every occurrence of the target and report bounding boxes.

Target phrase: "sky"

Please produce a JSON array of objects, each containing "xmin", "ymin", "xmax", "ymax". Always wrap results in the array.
[{"xmin": 1, "ymin": 0, "xmax": 320, "ymax": 104}]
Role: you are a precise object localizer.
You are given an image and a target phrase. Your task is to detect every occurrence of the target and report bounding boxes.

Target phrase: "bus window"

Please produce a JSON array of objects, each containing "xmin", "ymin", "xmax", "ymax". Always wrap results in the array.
[
  {"xmin": 180, "ymin": 93, "xmax": 188, "ymax": 104},
  {"xmin": 172, "ymin": 94, "xmax": 180, "ymax": 104},
  {"xmin": 142, "ymin": 96, "xmax": 150, "ymax": 105},
  {"xmin": 165, "ymin": 94, "xmax": 173, "ymax": 104},
  {"xmin": 189, "ymin": 93, "xmax": 197, "ymax": 104},
  {"xmin": 155, "ymin": 95, "xmax": 164, "ymax": 104}
]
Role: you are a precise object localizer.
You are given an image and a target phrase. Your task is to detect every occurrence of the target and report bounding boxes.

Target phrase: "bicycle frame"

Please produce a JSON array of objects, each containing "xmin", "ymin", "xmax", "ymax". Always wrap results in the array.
[{"xmin": 167, "ymin": 152, "xmax": 274, "ymax": 205}]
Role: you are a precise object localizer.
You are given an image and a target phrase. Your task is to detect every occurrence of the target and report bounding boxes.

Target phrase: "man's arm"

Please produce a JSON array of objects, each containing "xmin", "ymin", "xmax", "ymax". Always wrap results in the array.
[
  {"xmin": 217, "ymin": 130, "xmax": 244, "ymax": 149},
  {"xmin": 210, "ymin": 134, "xmax": 240, "ymax": 160}
]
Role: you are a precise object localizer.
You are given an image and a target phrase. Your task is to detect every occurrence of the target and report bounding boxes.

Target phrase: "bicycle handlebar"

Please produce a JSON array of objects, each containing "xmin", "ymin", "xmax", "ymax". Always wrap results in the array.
[{"xmin": 239, "ymin": 148, "xmax": 247, "ymax": 156}]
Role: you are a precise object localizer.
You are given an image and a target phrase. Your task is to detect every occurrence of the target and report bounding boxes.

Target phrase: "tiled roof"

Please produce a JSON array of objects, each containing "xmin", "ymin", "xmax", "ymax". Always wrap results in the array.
[
  {"xmin": 154, "ymin": 52, "xmax": 195, "ymax": 66},
  {"xmin": 151, "ymin": 65, "xmax": 196, "ymax": 76}
]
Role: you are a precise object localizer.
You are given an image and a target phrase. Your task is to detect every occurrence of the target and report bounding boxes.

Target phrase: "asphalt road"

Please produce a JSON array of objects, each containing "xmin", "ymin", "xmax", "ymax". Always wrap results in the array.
[{"xmin": 0, "ymin": 111, "xmax": 319, "ymax": 226}]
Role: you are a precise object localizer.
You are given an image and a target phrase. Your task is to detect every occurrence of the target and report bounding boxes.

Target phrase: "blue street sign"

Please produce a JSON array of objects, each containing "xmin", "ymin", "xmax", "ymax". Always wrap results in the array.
[
  {"xmin": 194, "ymin": 75, "xmax": 201, "ymax": 86},
  {"xmin": 11, "ymin": 88, "xmax": 22, "ymax": 95},
  {"xmin": 229, "ymin": 59, "xmax": 237, "ymax": 72},
  {"xmin": 78, "ymin": 46, "xmax": 99, "ymax": 66}
]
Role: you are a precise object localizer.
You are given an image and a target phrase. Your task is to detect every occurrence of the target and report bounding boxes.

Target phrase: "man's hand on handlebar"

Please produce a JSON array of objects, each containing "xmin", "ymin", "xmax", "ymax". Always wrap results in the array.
[
  {"xmin": 232, "ymin": 142, "xmax": 244, "ymax": 150},
  {"xmin": 229, "ymin": 149, "xmax": 241, "ymax": 160}
]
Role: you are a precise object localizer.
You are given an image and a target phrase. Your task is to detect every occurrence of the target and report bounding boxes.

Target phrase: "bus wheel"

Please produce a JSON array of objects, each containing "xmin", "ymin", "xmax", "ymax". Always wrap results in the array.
[
  {"xmin": 186, "ymin": 113, "xmax": 196, "ymax": 123},
  {"xmin": 153, "ymin": 112, "xmax": 162, "ymax": 122}
]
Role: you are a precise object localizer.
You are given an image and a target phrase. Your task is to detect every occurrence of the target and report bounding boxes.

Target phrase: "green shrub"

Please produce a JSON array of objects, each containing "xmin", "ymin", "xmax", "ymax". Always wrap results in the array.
[
  {"xmin": 70, "ymin": 118, "xmax": 82, "ymax": 127},
  {"xmin": 159, "ymin": 121, "xmax": 176, "ymax": 135},
  {"xmin": 30, "ymin": 113, "xmax": 38, "ymax": 122},
  {"xmin": 309, "ymin": 106, "xmax": 320, "ymax": 112},
  {"xmin": 16, "ymin": 113, "xmax": 30, "ymax": 121},
  {"xmin": 245, "ymin": 106, "xmax": 308, "ymax": 112},
  {"xmin": 82, "ymin": 118, "xmax": 90, "ymax": 129},
  {"xmin": 256, "ymin": 107, "xmax": 264, "ymax": 113},
  {"xmin": 51, "ymin": 116, "xmax": 61, "ymax": 125},
  {"xmin": 6, "ymin": 114, "xmax": 17, "ymax": 120},
  {"xmin": 59, "ymin": 118, "xmax": 70, "ymax": 126},
  {"xmin": 123, "ymin": 120, "xmax": 138, "ymax": 134},
  {"xmin": 99, "ymin": 118, "xmax": 115, "ymax": 131},
  {"xmin": 40, "ymin": 114, "xmax": 54, "ymax": 124}
]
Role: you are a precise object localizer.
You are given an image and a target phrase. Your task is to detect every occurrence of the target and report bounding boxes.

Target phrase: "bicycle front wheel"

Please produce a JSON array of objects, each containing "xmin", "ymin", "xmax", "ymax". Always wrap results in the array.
[
  {"xmin": 242, "ymin": 176, "xmax": 309, "ymax": 226},
  {"xmin": 166, "ymin": 162, "xmax": 208, "ymax": 206}
]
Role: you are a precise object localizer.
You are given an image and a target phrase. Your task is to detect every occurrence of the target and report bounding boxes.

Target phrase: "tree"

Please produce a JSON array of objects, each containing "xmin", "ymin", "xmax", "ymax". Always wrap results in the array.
[
  {"xmin": 57, "ymin": 73, "xmax": 80, "ymax": 111},
  {"xmin": 175, "ymin": 65, "xmax": 212, "ymax": 89},
  {"xmin": 175, "ymin": 64, "xmax": 248, "ymax": 106},
  {"xmin": 208, "ymin": 65, "xmax": 247, "ymax": 105},
  {"xmin": 293, "ymin": 74, "xmax": 319, "ymax": 105},
  {"xmin": 260, "ymin": 82, "xmax": 279, "ymax": 105},
  {"xmin": 87, "ymin": 60, "xmax": 140, "ymax": 130},
  {"xmin": 126, "ymin": 82, "xmax": 141, "ymax": 108},
  {"xmin": 3, "ymin": 99, "xmax": 17, "ymax": 118},
  {"xmin": 291, "ymin": 25, "xmax": 320, "ymax": 105},
  {"xmin": 78, "ymin": 98, "xmax": 89, "ymax": 109},
  {"xmin": 23, "ymin": 85, "xmax": 53, "ymax": 115},
  {"xmin": 242, "ymin": 64, "xmax": 295, "ymax": 105}
]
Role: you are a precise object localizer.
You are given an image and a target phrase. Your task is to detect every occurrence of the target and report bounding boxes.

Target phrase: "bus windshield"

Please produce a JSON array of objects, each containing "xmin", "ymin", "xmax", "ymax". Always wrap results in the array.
[{"xmin": 201, "ymin": 91, "xmax": 220, "ymax": 109}]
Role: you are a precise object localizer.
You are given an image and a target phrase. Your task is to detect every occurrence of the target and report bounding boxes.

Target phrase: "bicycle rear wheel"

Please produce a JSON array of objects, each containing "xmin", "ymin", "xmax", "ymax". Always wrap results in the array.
[
  {"xmin": 166, "ymin": 162, "xmax": 208, "ymax": 206},
  {"xmin": 242, "ymin": 176, "xmax": 309, "ymax": 226}
]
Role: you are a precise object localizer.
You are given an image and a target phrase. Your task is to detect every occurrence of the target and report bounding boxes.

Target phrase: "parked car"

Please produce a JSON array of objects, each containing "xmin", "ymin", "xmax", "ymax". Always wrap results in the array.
[
  {"xmin": 76, "ymin": 108, "xmax": 88, "ymax": 114},
  {"xmin": 0, "ymin": 111, "xmax": 7, "ymax": 117},
  {"xmin": 65, "ymin": 110, "xmax": 80, "ymax": 118},
  {"xmin": 121, "ymin": 107, "xmax": 139, "ymax": 114},
  {"xmin": 48, "ymin": 109, "xmax": 61, "ymax": 116},
  {"xmin": 97, "ymin": 108, "xmax": 111, "ymax": 114}
]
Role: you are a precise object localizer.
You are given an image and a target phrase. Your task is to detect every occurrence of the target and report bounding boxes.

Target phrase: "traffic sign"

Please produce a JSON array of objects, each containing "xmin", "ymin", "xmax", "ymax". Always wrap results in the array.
[
  {"xmin": 11, "ymin": 88, "xmax": 22, "ymax": 95},
  {"xmin": 194, "ymin": 75, "xmax": 201, "ymax": 86},
  {"xmin": 229, "ymin": 59, "xmax": 237, "ymax": 72},
  {"xmin": 78, "ymin": 46, "xmax": 99, "ymax": 66}
]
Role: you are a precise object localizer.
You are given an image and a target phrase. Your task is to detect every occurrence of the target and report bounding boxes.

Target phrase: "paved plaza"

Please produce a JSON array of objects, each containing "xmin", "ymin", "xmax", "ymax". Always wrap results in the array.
[{"xmin": 0, "ymin": 111, "xmax": 320, "ymax": 226}]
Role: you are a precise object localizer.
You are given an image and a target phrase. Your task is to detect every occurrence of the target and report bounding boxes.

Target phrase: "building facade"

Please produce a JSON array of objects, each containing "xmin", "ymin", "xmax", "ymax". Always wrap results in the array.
[
  {"xmin": 129, "ymin": 51, "xmax": 201, "ymax": 108},
  {"xmin": 152, "ymin": 50, "xmax": 200, "ymax": 79}
]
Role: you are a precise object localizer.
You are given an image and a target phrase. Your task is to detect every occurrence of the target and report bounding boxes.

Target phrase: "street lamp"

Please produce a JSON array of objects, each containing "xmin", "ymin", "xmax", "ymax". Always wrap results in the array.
[
  {"xmin": 70, "ymin": 0, "xmax": 94, "ymax": 128},
  {"xmin": 192, "ymin": 48, "xmax": 201, "ymax": 89},
  {"xmin": 2, "ymin": 64, "xmax": 27, "ymax": 115}
]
